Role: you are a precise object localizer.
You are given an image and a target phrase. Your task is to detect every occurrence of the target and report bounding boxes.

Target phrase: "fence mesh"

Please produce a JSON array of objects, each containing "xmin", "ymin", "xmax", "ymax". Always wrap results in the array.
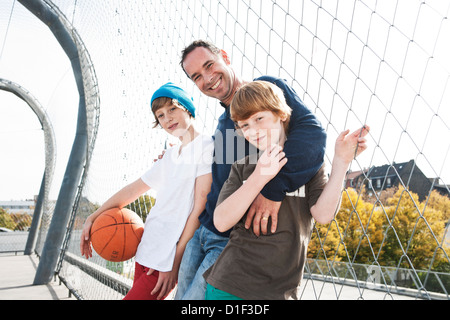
[{"xmin": 0, "ymin": 0, "xmax": 449, "ymax": 299}]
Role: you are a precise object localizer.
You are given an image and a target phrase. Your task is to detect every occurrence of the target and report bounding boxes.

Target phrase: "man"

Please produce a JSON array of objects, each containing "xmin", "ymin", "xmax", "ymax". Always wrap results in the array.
[{"xmin": 174, "ymin": 40, "xmax": 326, "ymax": 299}]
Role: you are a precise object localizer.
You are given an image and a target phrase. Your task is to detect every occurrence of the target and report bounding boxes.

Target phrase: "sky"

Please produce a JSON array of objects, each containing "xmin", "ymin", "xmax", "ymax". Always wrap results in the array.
[
  {"xmin": 0, "ymin": 1, "xmax": 78, "ymax": 201},
  {"xmin": 0, "ymin": 0, "xmax": 449, "ymax": 203}
]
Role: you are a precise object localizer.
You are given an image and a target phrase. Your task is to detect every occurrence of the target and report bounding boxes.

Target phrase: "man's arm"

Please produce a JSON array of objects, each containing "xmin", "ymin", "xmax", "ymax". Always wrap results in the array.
[
  {"xmin": 258, "ymin": 76, "xmax": 327, "ymax": 199},
  {"xmin": 246, "ymin": 76, "xmax": 327, "ymax": 235}
]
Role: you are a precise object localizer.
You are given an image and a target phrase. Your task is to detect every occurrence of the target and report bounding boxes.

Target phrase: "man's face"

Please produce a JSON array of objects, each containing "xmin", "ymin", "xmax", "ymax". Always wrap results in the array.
[{"xmin": 182, "ymin": 47, "xmax": 236, "ymax": 105}]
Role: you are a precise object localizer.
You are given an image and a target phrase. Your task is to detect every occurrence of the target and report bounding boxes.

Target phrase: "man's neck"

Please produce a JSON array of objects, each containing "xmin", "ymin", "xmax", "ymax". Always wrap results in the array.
[{"xmin": 220, "ymin": 72, "xmax": 247, "ymax": 106}]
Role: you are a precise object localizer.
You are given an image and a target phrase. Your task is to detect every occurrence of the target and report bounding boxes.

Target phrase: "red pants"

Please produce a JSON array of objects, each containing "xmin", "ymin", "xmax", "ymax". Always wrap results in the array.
[{"xmin": 123, "ymin": 262, "xmax": 169, "ymax": 300}]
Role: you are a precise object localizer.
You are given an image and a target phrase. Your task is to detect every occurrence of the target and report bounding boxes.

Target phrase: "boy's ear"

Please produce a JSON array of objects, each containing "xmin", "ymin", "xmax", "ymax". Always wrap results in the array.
[{"xmin": 221, "ymin": 49, "xmax": 231, "ymax": 65}]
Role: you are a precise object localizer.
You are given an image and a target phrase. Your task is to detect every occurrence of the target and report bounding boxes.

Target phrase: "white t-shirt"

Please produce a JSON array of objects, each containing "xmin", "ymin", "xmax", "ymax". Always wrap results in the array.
[{"xmin": 135, "ymin": 134, "xmax": 213, "ymax": 271}]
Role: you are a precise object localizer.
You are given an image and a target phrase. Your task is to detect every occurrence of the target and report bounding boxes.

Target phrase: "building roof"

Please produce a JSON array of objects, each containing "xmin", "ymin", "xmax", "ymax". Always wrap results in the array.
[
  {"xmin": 346, "ymin": 169, "xmax": 367, "ymax": 180},
  {"xmin": 366, "ymin": 160, "xmax": 412, "ymax": 179}
]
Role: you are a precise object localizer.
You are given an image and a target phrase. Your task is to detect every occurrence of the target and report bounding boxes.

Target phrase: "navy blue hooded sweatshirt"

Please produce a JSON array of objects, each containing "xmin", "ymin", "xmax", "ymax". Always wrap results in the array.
[{"xmin": 198, "ymin": 75, "xmax": 327, "ymax": 237}]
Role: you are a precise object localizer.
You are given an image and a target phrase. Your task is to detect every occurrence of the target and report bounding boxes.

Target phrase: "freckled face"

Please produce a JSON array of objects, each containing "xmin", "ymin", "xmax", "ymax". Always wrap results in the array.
[{"xmin": 237, "ymin": 111, "xmax": 286, "ymax": 151}]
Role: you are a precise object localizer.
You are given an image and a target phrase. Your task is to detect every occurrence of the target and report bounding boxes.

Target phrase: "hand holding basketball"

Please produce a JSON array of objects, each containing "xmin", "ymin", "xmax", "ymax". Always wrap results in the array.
[
  {"xmin": 80, "ymin": 217, "xmax": 94, "ymax": 259},
  {"xmin": 81, "ymin": 207, "xmax": 144, "ymax": 262},
  {"xmin": 90, "ymin": 207, "xmax": 144, "ymax": 262}
]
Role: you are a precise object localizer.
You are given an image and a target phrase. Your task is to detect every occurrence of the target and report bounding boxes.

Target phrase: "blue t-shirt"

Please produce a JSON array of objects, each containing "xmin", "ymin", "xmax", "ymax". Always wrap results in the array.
[{"xmin": 198, "ymin": 75, "xmax": 327, "ymax": 236}]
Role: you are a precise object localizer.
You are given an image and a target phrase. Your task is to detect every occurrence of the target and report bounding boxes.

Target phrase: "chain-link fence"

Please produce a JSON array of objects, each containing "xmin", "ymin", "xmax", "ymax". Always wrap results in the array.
[{"xmin": 0, "ymin": 0, "xmax": 449, "ymax": 299}]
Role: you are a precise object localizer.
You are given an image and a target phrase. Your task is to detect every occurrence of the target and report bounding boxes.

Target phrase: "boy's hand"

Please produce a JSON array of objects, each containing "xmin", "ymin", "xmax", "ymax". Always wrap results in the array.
[
  {"xmin": 247, "ymin": 144, "xmax": 286, "ymax": 236},
  {"xmin": 335, "ymin": 126, "xmax": 370, "ymax": 164},
  {"xmin": 254, "ymin": 144, "xmax": 287, "ymax": 179},
  {"xmin": 80, "ymin": 218, "xmax": 93, "ymax": 259},
  {"xmin": 148, "ymin": 268, "xmax": 177, "ymax": 300}
]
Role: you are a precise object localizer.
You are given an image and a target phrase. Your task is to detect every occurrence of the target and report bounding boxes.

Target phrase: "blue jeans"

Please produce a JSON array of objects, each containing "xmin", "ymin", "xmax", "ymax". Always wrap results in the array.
[{"xmin": 175, "ymin": 225, "xmax": 229, "ymax": 300}]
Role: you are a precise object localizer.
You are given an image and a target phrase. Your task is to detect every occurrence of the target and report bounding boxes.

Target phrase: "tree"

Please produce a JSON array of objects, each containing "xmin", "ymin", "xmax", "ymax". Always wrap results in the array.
[
  {"xmin": 0, "ymin": 207, "xmax": 15, "ymax": 230},
  {"xmin": 378, "ymin": 187, "xmax": 449, "ymax": 271},
  {"xmin": 308, "ymin": 186, "xmax": 450, "ymax": 272},
  {"xmin": 0, "ymin": 208, "xmax": 32, "ymax": 231},
  {"xmin": 308, "ymin": 188, "xmax": 386, "ymax": 264},
  {"xmin": 424, "ymin": 190, "xmax": 450, "ymax": 272},
  {"xmin": 126, "ymin": 194, "xmax": 156, "ymax": 222}
]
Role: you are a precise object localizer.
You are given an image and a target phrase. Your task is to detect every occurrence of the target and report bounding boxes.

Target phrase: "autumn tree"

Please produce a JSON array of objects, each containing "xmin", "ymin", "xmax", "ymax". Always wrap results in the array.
[
  {"xmin": 378, "ymin": 187, "xmax": 449, "ymax": 271},
  {"xmin": 0, "ymin": 208, "xmax": 32, "ymax": 231},
  {"xmin": 0, "ymin": 207, "xmax": 15, "ymax": 230},
  {"xmin": 308, "ymin": 188, "xmax": 385, "ymax": 264},
  {"xmin": 126, "ymin": 194, "xmax": 156, "ymax": 222},
  {"xmin": 424, "ymin": 190, "xmax": 450, "ymax": 272},
  {"xmin": 308, "ymin": 187, "xmax": 450, "ymax": 273}
]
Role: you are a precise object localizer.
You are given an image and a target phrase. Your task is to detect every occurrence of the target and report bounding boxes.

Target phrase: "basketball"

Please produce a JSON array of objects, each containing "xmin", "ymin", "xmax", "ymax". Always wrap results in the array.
[{"xmin": 90, "ymin": 207, "xmax": 144, "ymax": 262}]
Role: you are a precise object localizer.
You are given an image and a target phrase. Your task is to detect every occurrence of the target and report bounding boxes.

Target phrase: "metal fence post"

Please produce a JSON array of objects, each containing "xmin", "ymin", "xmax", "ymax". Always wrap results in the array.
[
  {"xmin": 0, "ymin": 78, "xmax": 56, "ymax": 256},
  {"xmin": 17, "ymin": 0, "xmax": 88, "ymax": 285}
]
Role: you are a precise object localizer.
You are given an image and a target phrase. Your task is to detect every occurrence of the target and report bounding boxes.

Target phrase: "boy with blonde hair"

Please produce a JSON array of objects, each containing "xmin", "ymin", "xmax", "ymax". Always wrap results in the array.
[
  {"xmin": 176, "ymin": 40, "xmax": 328, "ymax": 300},
  {"xmin": 204, "ymin": 81, "xmax": 369, "ymax": 300}
]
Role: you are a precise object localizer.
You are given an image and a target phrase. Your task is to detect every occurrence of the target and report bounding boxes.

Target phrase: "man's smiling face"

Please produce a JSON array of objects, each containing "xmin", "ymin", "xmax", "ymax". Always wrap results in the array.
[{"xmin": 182, "ymin": 46, "xmax": 237, "ymax": 106}]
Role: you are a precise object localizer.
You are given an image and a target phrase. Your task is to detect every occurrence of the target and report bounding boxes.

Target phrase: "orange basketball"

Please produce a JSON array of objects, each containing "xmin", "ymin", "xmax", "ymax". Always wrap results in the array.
[{"xmin": 90, "ymin": 207, "xmax": 144, "ymax": 262}]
